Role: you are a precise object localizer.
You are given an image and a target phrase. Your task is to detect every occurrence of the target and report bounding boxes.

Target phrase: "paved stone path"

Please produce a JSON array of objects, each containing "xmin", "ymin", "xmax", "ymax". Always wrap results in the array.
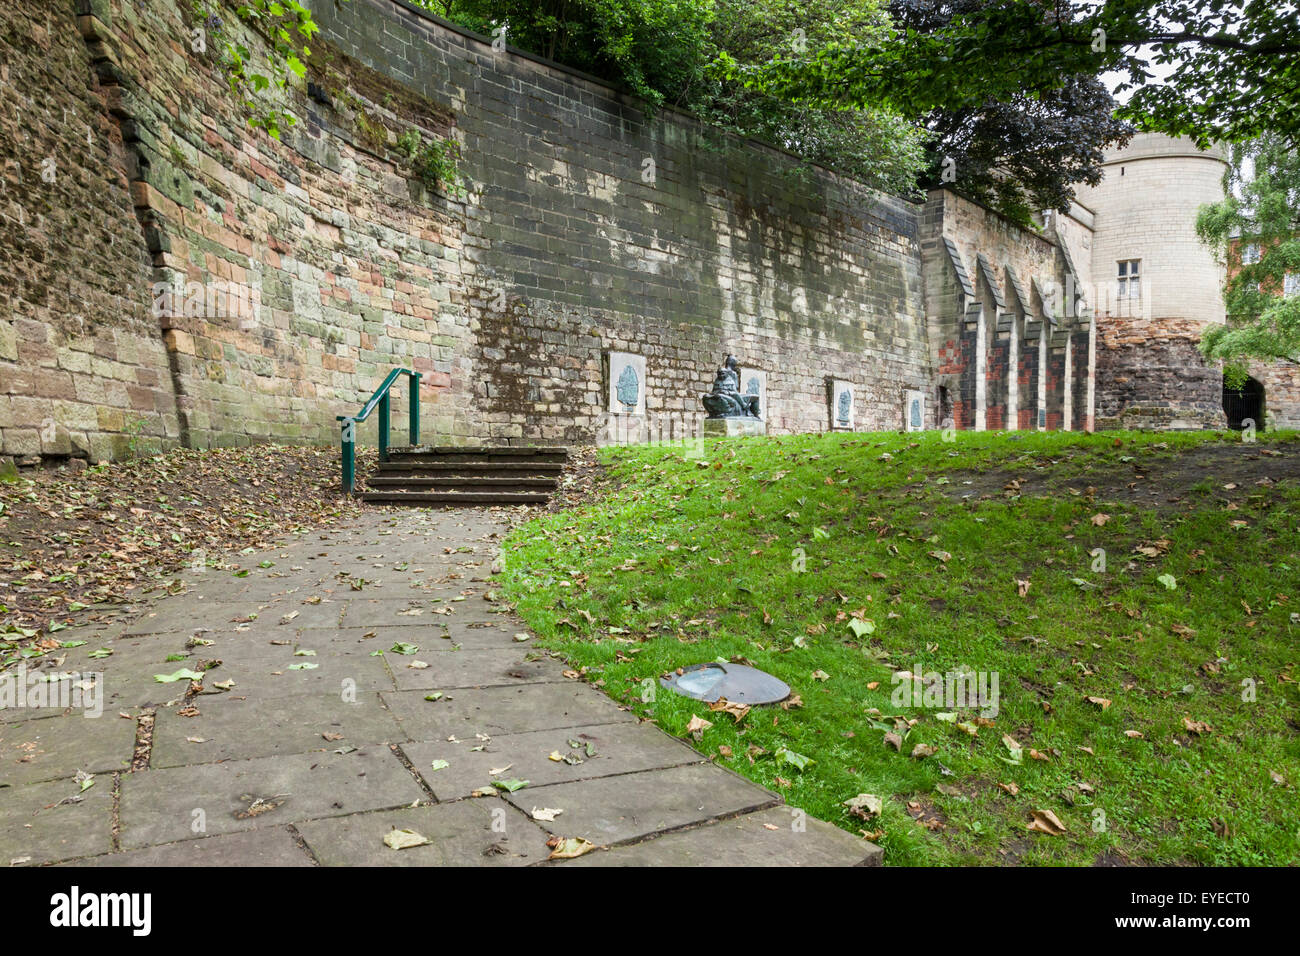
[{"xmin": 1, "ymin": 510, "xmax": 879, "ymax": 867}]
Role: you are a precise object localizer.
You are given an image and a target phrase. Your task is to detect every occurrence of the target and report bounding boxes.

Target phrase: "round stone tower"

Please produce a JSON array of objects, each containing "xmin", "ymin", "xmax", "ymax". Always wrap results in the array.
[{"xmin": 1077, "ymin": 132, "xmax": 1230, "ymax": 429}]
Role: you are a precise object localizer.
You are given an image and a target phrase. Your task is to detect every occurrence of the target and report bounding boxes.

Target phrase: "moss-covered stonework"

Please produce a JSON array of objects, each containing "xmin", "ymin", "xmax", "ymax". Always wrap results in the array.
[{"xmin": 1, "ymin": 0, "xmax": 1104, "ymax": 461}]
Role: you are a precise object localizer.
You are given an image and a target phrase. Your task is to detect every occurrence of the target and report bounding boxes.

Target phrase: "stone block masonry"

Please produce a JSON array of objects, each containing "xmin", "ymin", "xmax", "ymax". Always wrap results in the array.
[
  {"xmin": 0, "ymin": 0, "xmax": 1110, "ymax": 462},
  {"xmin": 920, "ymin": 190, "xmax": 1090, "ymax": 434},
  {"xmin": 316, "ymin": 0, "xmax": 931, "ymax": 441},
  {"xmin": 0, "ymin": 0, "xmax": 181, "ymax": 462}
]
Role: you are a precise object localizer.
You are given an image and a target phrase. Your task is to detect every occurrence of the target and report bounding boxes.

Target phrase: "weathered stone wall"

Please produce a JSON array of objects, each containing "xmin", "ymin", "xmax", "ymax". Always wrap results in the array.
[
  {"xmin": 0, "ymin": 0, "xmax": 180, "ymax": 462},
  {"xmin": 1093, "ymin": 314, "xmax": 1224, "ymax": 428},
  {"xmin": 2, "ymin": 0, "xmax": 936, "ymax": 456},
  {"xmin": 920, "ymin": 188, "xmax": 1080, "ymax": 431},
  {"xmin": 1251, "ymin": 362, "xmax": 1300, "ymax": 431},
  {"xmin": 81, "ymin": 0, "xmax": 474, "ymax": 450},
  {"xmin": 311, "ymin": 0, "xmax": 930, "ymax": 442},
  {"xmin": 1, "ymin": 0, "xmax": 1122, "ymax": 460}
]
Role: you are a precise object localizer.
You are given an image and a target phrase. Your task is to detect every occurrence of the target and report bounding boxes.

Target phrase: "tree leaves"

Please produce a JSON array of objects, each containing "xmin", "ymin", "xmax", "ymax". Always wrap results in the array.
[
  {"xmin": 0, "ymin": 445, "xmax": 361, "ymax": 656},
  {"xmin": 1197, "ymin": 135, "xmax": 1300, "ymax": 376},
  {"xmin": 1026, "ymin": 809, "xmax": 1067, "ymax": 835},
  {"xmin": 775, "ymin": 746, "xmax": 814, "ymax": 770},
  {"xmin": 383, "ymin": 828, "xmax": 431, "ymax": 850},
  {"xmin": 154, "ymin": 668, "xmax": 204, "ymax": 683}
]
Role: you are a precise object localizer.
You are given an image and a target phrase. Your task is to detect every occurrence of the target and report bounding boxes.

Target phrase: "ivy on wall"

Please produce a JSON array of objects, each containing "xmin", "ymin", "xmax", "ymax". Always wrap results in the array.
[{"xmin": 187, "ymin": 0, "xmax": 322, "ymax": 140}]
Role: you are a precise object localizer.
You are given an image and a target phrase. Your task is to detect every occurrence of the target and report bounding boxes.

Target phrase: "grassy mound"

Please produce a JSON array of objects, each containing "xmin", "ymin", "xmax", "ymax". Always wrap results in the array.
[{"xmin": 501, "ymin": 429, "xmax": 1300, "ymax": 865}]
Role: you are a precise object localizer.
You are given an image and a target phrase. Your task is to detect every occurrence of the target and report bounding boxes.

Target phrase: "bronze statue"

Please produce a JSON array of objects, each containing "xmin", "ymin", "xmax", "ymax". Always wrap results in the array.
[{"xmin": 702, "ymin": 355, "xmax": 761, "ymax": 419}]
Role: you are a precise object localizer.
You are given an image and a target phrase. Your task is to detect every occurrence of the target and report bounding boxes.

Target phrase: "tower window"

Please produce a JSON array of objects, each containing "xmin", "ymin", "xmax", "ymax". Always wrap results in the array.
[
  {"xmin": 1117, "ymin": 260, "xmax": 1141, "ymax": 299},
  {"xmin": 1285, "ymin": 273, "xmax": 1300, "ymax": 298},
  {"xmin": 1242, "ymin": 243, "xmax": 1261, "ymax": 265}
]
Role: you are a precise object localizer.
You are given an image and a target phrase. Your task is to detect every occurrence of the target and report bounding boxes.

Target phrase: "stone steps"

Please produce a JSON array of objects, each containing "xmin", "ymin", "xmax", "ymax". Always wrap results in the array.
[
  {"xmin": 375, "ymin": 461, "xmax": 566, "ymax": 476},
  {"xmin": 360, "ymin": 490, "xmax": 551, "ymax": 505},
  {"xmin": 387, "ymin": 445, "xmax": 568, "ymax": 462},
  {"xmin": 361, "ymin": 446, "xmax": 569, "ymax": 507},
  {"xmin": 366, "ymin": 475, "xmax": 558, "ymax": 491}
]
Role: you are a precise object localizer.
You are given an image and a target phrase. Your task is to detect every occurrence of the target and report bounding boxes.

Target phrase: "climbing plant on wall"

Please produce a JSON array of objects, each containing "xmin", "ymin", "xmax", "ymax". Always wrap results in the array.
[{"xmin": 187, "ymin": 0, "xmax": 323, "ymax": 139}]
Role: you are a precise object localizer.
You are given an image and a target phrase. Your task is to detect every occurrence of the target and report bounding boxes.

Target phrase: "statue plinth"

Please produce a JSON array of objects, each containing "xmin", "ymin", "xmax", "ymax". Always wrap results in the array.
[{"xmin": 703, "ymin": 417, "xmax": 766, "ymax": 437}]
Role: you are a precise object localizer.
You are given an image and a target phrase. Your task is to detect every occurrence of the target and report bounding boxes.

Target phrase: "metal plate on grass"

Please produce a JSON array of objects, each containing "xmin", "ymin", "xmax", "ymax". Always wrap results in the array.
[{"xmin": 659, "ymin": 663, "xmax": 790, "ymax": 705}]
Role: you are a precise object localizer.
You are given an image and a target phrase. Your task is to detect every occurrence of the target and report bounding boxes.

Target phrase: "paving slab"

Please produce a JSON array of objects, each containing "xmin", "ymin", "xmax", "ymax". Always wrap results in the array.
[
  {"xmin": 415, "ymin": 621, "xmax": 532, "ymax": 650},
  {"xmin": 193, "ymin": 640, "xmax": 396, "ymax": 699},
  {"xmin": 121, "ymin": 599, "xmax": 261, "ymax": 635},
  {"xmin": 382, "ymin": 683, "xmax": 636, "ymax": 738},
  {"xmin": 338, "ymin": 598, "xmax": 486, "ymax": 629},
  {"xmin": 296, "ymin": 800, "xmax": 552, "ymax": 866},
  {"xmin": 4, "ymin": 633, "xmax": 194, "ymax": 716},
  {"xmin": 151, "ymin": 692, "xmax": 405, "ymax": 767},
  {"xmin": 389, "ymin": 647, "xmax": 569, "ymax": 691},
  {"xmin": 67, "ymin": 827, "xmax": 314, "ymax": 867},
  {"xmin": 0, "ymin": 776, "xmax": 114, "ymax": 866},
  {"xmin": 501, "ymin": 762, "xmax": 779, "ymax": 847},
  {"xmin": 560, "ymin": 806, "xmax": 883, "ymax": 866},
  {"xmin": 118, "ymin": 746, "xmax": 426, "ymax": 848},
  {"xmin": 402, "ymin": 721, "xmax": 705, "ymax": 800},
  {"xmin": 1, "ymin": 712, "xmax": 137, "ymax": 785},
  {"xmin": 0, "ymin": 509, "xmax": 878, "ymax": 866},
  {"xmin": 200, "ymin": 573, "xmax": 333, "ymax": 604},
  {"xmin": 246, "ymin": 597, "xmax": 350, "ymax": 630}
]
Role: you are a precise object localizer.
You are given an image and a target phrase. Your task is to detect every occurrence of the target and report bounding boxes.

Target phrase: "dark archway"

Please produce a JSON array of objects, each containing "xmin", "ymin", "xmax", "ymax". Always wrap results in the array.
[{"xmin": 1222, "ymin": 376, "xmax": 1265, "ymax": 430}]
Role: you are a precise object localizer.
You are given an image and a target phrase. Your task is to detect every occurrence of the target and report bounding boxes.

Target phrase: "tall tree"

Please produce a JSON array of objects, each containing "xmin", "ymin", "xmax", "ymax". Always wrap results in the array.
[
  {"xmin": 886, "ymin": 1, "xmax": 1131, "ymax": 223},
  {"xmin": 752, "ymin": 1, "xmax": 1300, "ymax": 147},
  {"xmin": 1197, "ymin": 135, "xmax": 1300, "ymax": 384}
]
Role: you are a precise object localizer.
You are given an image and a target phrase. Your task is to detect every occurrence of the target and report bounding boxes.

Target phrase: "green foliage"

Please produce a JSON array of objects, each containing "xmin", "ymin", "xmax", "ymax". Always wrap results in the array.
[
  {"xmin": 422, "ymin": 0, "xmax": 716, "ymax": 109},
  {"xmin": 701, "ymin": 0, "xmax": 926, "ymax": 196},
  {"xmin": 191, "ymin": 0, "xmax": 322, "ymax": 140},
  {"xmin": 749, "ymin": 1, "xmax": 1300, "ymax": 148},
  {"xmin": 881, "ymin": 1, "xmax": 1131, "ymax": 224},
  {"xmin": 420, "ymin": 0, "xmax": 926, "ymax": 194},
  {"xmin": 1197, "ymin": 135, "xmax": 1300, "ymax": 385},
  {"xmin": 396, "ymin": 129, "xmax": 466, "ymax": 196}
]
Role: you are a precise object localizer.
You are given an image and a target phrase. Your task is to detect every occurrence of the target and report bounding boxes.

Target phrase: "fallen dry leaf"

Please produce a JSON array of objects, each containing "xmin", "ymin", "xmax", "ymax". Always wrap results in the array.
[
  {"xmin": 1027, "ymin": 809, "xmax": 1067, "ymax": 835},
  {"xmin": 1182, "ymin": 716, "xmax": 1212, "ymax": 735},
  {"xmin": 383, "ymin": 828, "xmax": 430, "ymax": 850},
  {"xmin": 685, "ymin": 714, "xmax": 714, "ymax": 739},
  {"xmin": 708, "ymin": 697, "xmax": 751, "ymax": 722},
  {"xmin": 546, "ymin": 836, "xmax": 596, "ymax": 859}
]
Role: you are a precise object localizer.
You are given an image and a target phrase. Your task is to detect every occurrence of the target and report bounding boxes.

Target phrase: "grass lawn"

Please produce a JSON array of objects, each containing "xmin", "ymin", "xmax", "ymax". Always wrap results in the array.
[{"xmin": 500, "ymin": 429, "xmax": 1300, "ymax": 865}]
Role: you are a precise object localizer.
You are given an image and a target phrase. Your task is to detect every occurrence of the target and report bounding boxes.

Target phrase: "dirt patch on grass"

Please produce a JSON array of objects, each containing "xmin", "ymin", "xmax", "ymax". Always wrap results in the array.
[
  {"xmin": 939, "ymin": 439, "xmax": 1299, "ymax": 509},
  {"xmin": 0, "ymin": 444, "xmax": 363, "ymax": 640},
  {"xmin": 543, "ymin": 445, "xmax": 612, "ymax": 514}
]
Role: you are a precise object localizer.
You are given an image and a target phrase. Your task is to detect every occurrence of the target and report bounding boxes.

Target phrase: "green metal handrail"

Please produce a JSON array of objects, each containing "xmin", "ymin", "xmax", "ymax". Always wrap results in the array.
[{"xmin": 338, "ymin": 367, "xmax": 422, "ymax": 494}]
